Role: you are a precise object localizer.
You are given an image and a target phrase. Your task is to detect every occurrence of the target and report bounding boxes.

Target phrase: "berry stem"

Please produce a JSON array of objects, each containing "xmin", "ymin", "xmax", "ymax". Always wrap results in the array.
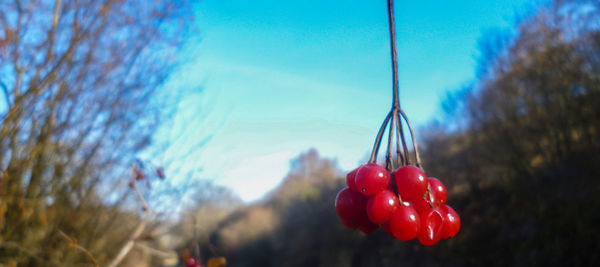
[
  {"xmin": 394, "ymin": 109, "xmax": 410, "ymax": 166},
  {"xmin": 397, "ymin": 108, "xmax": 422, "ymax": 168},
  {"xmin": 387, "ymin": 0, "xmax": 400, "ymax": 110},
  {"xmin": 385, "ymin": 112, "xmax": 395, "ymax": 171},
  {"xmin": 389, "ymin": 172, "xmax": 403, "ymax": 203},
  {"xmin": 108, "ymin": 176, "xmax": 154, "ymax": 267},
  {"xmin": 369, "ymin": 111, "xmax": 392, "ymax": 164},
  {"xmin": 426, "ymin": 184, "xmax": 435, "ymax": 208},
  {"xmin": 369, "ymin": 0, "xmax": 423, "ymax": 172},
  {"xmin": 394, "ymin": 110, "xmax": 405, "ymax": 167}
]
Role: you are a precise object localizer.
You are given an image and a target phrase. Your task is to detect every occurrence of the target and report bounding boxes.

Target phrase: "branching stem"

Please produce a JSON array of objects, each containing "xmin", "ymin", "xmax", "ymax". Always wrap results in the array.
[
  {"xmin": 368, "ymin": 0, "xmax": 424, "ymax": 171},
  {"xmin": 107, "ymin": 176, "xmax": 153, "ymax": 267}
]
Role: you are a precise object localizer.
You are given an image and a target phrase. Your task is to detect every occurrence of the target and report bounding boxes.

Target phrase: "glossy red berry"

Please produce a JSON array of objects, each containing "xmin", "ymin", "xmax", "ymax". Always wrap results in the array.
[
  {"xmin": 335, "ymin": 187, "xmax": 367, "ymax": 227},
  {"xmin": 388, "ymin": 202, "xmax": 420, "ymax": 241},
  {"xmin": 366, "ymin": 190, "xmax": 399, "ymax": 223},
  {"xmin": 346, "ymin": 168, "xmax": 360, "ymax": 192},
  {"xmin": 428, "ymin": 177, "xmax": 447, "ymax": 205},
  {"xmin": 411, "ymin": 198, "xmax": 433, "ymax": 214},
  {"xmin": 356, "ymin": 211, "xmax": 379, "ymax": 234},
  {"xmin": 393, "ymin": 165, "xmax": 427, "ymax": 201},
  {"xmin": 440, "ymin": 204, "xmax": 461, "ymax": 239},
  {"xmin": 417, "ymin": 208, "xmax": 444, "ymax": 246},
  {"xmin": 355, "ymin": 163, "xmax": 390, "ymax": 195}
]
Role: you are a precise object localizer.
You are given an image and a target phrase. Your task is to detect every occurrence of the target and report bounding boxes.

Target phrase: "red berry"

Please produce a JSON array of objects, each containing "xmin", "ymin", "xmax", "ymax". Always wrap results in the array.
[
  {"xmin": 388, "ymin": 202, "xmax": 420, "ymax": 241},
  {"xmin": 366, "ymin": 190, "xmax": 399, "ymax": 223},
  {"xmin": 156, "ymin": 167, "xmax": 165, "ymax": 179},
  {"xmin": 356, "ymin": 211, "xmax": 379, "ymax": 234},
  {"xmin": 355, "ymin": 163, "xmax": 390, "ymax": 195},
  {"xmin": 382, "ymin": 221, "xmax": 393, "ymax": 235},
  {"xmin": 440, "ymin": 204, "xmax": 461, "ymax": 239},
  {"xmin": 393, "ymin": 165, "xmax": 427, "ymax": 201},
  {"xmin": 335, "ymin": 187, "xmax": 367, "ymax": 227},
  {"xmin": 346, "ymin": 168, "xmax": 360, "ymax": 192},
  {"xmin": 411, "ymin": 198, "xmax": 433, "ymax": 214},
  {"xmin": 132, "ymin": 166, "xmax": 143, "ymax": 180},
  {"xmin": 388, "ymin": 202, "xmax": 421, "ymax": 241},
  {"xmin": 340, "ymin": 218, "xmax": 358, "ymax": 229},
  {"xmin": 186, "ymin": 258, "xmax": 197, "ymax": 267},
  {"xmin": 417, "ymin": 208, "xmax": 444, "ymax": 246},
  {"xmin": 428, "ymin": 177, "xmax": 447, "ymax": 205}
]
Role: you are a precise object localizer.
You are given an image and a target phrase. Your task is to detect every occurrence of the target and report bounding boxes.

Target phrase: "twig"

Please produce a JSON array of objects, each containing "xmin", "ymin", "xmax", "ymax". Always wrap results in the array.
[
  {"xmin": 133, "ymin": 178, "xmax": 153, "ymax": 214},
  {"xmin": 135, "ymin": 243, "xmax": 175, "ymax": 258},
  {"xmin": 107, "ymin": 178, "xmax": 153, "ymax": 267},
  {"xmin": 58, "ymin": 230, "xmax": 98, "ymax": 267}
]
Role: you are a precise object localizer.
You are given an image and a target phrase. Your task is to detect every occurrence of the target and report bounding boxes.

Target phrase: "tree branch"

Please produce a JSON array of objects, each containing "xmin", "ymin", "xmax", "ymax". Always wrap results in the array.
[{"xmin": 107, "ymin": 177, "xmax": 153, "ymax": 267}]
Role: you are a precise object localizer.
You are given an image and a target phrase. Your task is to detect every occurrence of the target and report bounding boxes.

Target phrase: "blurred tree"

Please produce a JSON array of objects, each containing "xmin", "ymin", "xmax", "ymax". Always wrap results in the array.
[
  {"xmin": 175, "ymin": 181, "xmax": 242, "ymax": 262},
  {"xmin": 420, "ymin": 0, "xmax": 600, "ymax": 265},
  {"xmin": 0, "ymin": 0, "xmax": 191, "ymax": 265}
]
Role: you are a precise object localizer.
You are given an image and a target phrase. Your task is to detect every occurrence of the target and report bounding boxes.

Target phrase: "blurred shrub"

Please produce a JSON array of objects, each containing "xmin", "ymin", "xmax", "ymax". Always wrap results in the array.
[{"xmin": 0, "ymin": 0, "xmax": 192, "ymax": 265}]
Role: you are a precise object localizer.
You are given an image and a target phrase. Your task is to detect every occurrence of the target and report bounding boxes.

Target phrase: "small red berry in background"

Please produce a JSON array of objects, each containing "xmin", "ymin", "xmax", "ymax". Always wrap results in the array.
[
  {"xmin": 133, "ymin": 166, "xmax": 145, "ymax": 181},
  {"xmin": 355, "ymin": 163, "xmax": 390, "ymax": 195},
  {"xmin": 156, "ymin": 167, "xmax": 165, "ymax": 179},
  {"xmin": 186, "ymin": 258, "xmax": 197, "ymax": 267}
]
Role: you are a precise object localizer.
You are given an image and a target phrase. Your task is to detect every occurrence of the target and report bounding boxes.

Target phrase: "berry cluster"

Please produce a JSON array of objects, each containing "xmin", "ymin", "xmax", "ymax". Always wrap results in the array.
[
  {"xmin": 335, "ymin": 0, "xmax": 461, "ymax": 246},
  {"xmin": 127, "ymin": 161, "xmax": 165, "ymax": 189},
  {"xmin": 335, "ymin": 163, "xmax": 460, "ymax": 246}
]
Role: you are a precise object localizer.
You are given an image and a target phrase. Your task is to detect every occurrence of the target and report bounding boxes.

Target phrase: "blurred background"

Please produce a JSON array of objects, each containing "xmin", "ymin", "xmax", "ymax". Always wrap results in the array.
[{"xmin": 1, "ymin": 0, "xmax": 599, "ymax": 266}]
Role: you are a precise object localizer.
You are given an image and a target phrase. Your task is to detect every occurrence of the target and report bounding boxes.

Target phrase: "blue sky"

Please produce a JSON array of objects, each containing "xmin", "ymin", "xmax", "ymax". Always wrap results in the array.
[{"xmin": 158, "ymin": 0, "xmax": 539, "ymax": 202}]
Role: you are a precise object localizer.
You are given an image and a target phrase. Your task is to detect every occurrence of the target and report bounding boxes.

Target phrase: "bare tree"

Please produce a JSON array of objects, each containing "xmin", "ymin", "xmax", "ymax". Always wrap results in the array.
[{"xmin": 0, "ymin": 0, "xmax": 191, "ymax": 265}]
